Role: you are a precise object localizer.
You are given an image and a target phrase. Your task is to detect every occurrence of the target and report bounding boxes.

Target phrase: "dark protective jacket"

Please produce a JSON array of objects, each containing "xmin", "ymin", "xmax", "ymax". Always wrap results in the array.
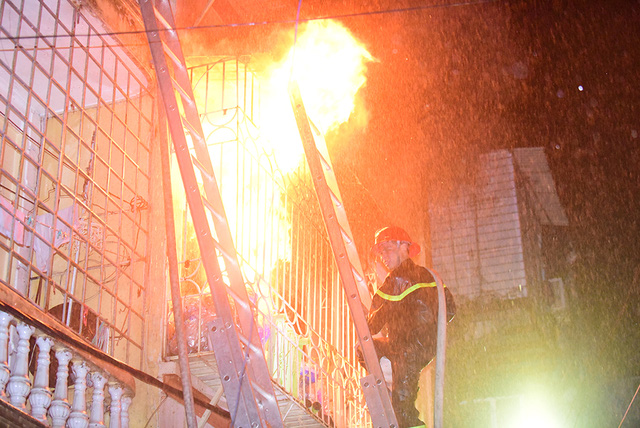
[{"xmin": 367, "ymin": 258, "xmax": 456, "ymax": 364}]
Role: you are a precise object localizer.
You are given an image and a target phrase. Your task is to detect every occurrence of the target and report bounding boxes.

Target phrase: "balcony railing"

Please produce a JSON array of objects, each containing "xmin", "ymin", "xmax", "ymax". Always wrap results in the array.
[
  {"xmin": 163, "ymin": 57, "xmax": 371, "ymax": 427},
  {"xmin": 0, "ymin": 285, "xmax": 134, "ymax": 427}
]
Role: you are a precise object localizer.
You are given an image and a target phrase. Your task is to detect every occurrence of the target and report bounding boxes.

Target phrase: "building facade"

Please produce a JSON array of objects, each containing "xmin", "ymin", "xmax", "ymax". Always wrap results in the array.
[
  {"xmin": 429, "ymin": 148, "xmax": 571, "ymax": 427},
  {"xmin": 0, "ymin": 0, "xmax": 372, "ymax": 426}
]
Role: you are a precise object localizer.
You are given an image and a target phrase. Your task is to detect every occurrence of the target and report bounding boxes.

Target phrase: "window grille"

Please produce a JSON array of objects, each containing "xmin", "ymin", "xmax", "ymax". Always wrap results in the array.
[{"xmin": 0, "ymin": 0, "xmax": 153, "ymax": 368}]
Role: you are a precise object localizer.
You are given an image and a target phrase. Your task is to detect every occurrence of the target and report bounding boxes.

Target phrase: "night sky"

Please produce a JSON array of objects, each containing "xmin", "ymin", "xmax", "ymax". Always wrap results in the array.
[
  {"xmin": 321, "ymin": 0, "xmax": 640, "ymax": 299},
  {"xmin": 327, "ymin": 2, "xmax": 640, "ymax": 423}
]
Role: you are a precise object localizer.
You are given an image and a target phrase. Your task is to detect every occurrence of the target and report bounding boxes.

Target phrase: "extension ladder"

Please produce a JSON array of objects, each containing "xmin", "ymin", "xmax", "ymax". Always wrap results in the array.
[
  {"xmin": 289, "ymin": 81, "xmax": 399, "ymax": 427},
  {"xmin": 138, "ymin": 1, "xmax": 284, "ymax": 426}
]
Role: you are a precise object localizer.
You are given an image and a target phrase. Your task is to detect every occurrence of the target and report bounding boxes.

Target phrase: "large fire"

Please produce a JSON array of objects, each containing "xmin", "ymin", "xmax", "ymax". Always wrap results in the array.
[
  {"xmin": 259, "ymin": 19, "xmax": 373, "ymax": 172},
  {"xmin": 176, "ymin": 19, "xmax": 372, "ymax": 306}
]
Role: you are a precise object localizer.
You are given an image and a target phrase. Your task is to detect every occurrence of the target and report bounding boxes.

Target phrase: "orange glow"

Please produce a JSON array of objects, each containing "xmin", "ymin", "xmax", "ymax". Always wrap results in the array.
[
  {"xmin": 177, "ymin": 20, "xmax": 372, "ymax": 301},
  {"xmin": 260, "ymin": 19, "xmax": 374, "ymax": 172}
]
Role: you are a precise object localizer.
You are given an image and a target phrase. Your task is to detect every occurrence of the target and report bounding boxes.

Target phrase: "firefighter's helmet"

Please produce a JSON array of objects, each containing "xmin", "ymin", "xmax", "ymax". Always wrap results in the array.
[{"xmin": 371, "ymin": 226, "xmax": 421, "ymax": 258}]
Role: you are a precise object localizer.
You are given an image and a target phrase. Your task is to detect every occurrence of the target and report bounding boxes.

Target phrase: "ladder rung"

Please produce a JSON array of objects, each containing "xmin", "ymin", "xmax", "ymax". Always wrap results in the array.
[
  {"xmin": 352, "ymin": 265, "xmax": 365, "ymax": 283},
  {"xmin": 329, "ymin": 189, "xmax": 343, "ymax": 208},
  {"xmin": 160, "ymin": 39, "xmax": 183, "ymax": 70},
  {"xmin": 208, "ymin": 233, "xmax": 237, "ymax": 267},
  {"xmin": 200, "ymin": 193, "xmax": 225, "ymax": 224},
  {"xmin": 317, "ymin": 150, "xmax": 331, "ymax": 171},
  {"xmin": 234, "ymin": 333, "xmax": 270, "ymax": 367},
  {"xmin": 221, "ymin": 285, "xmax": 249, "ymax": 312},
  {"xmin": 340, "ymin": 228, "xmax": 353, "ymax": 245},
  {"xmin": 171, "ymin": 75, "xmax": 199, "ymax": 112},
  {"xmin": 152, "ymin": 5, "xmax": 173, "ymax": 31},
  {"xmin": 190, "ymin": 153, "xmax": 216, "ymax": 185}
]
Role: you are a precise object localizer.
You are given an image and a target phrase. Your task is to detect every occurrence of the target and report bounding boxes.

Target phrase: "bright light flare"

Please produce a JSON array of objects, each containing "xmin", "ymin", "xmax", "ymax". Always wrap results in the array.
[
  {"xmin": 287, "ymin": 20, "xmax": 373, "ymax": 133},
  {"xmin": 509, "ymin": 395, "xmax": 562, "ymax": 428}
]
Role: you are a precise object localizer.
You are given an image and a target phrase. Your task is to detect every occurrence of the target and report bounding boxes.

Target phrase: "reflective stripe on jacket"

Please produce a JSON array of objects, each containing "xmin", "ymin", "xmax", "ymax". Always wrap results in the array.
[{"xmin": 375, "ymin": 282, "xmax": 446, "ymax": 302}]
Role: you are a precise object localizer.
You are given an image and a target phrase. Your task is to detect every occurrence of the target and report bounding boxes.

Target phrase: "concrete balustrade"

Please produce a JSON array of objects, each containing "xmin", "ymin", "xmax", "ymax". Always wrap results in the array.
[{"xmin": 0, "ymin": 310, "xmax": 133, "ymax": 427}]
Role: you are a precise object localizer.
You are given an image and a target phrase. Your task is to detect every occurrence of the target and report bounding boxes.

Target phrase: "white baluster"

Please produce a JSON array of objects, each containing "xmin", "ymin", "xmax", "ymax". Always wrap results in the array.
[
  {"xmin": 120, "ymin": 394, "xmax": 132, "ymax": 428},
  {"xmin": 88, "ymin": 370, "xmax": 107, "ymax": 428},
  {"xmin": 108, "ymin": 382, "xmax": 123, "ymax": 428},
  {"xmin": 49, "ymin": 347, "xmax": 73, "ymax": 428},
  {"xmin": 6, "ymin": 322, "xmax": 34, "ymax": 408},
  {"xmin": 29, "ymin": 334, "xmax": 53, "ymax": 421},
  {"xmin": 68, "ymin": 359, "xmax": 90, "ymax": 428},
  {"xmin": 0, "ymin": 311, "xmax": 13, "ymax": 400}
]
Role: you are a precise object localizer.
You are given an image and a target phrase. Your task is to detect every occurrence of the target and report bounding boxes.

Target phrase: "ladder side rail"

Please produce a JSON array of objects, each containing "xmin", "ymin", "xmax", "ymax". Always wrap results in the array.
[
  {"xmin": 138, "ymin": 2, "xmax": 281, "ymax": 426},
  {"xmin": 289, "ymin": 81, "xmax": 399, "ymax": 427},
  {"xmin": 147, "ymin": 6, "xmax": 281, "ymax": 419},
  {"xmin": 313, "ymin": 130, "xmax": 372, "ymax": 310}
]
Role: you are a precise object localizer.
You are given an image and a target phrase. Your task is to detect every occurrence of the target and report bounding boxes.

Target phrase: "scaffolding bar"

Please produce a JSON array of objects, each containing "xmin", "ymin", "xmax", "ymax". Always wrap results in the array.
[{"xmin": 159, "ymin": 105, "xmax": 198, "ymax": 428}]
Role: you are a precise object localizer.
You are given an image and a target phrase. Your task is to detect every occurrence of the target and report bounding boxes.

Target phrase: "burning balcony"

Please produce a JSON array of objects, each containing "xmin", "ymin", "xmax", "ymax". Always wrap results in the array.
[{"xmin": 161, "ymin": 56, "xmax": 372, "ymax": 427}]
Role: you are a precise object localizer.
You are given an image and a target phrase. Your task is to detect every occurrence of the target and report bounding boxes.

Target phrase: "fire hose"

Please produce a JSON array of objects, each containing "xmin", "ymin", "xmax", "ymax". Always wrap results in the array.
[{"xmin": 425, "ymin": 267, "xmax": 448, "ymax": 428}]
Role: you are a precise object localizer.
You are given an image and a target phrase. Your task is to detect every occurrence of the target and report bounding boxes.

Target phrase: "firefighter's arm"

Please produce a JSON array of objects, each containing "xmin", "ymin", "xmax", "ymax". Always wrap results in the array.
[{"xmin": 367, "ymin": 301, "xmax": 387, "ymax": 335}]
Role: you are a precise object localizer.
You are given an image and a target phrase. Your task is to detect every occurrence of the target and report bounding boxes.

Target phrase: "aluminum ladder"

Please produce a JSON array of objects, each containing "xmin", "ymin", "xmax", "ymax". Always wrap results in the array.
[
  {"xmin": 289, "ymin": 81, "xmax": 399, "ymax": 427},
  {"xmin": 138, "ymin": 1, "xmax": 284, "ymax": 426}
]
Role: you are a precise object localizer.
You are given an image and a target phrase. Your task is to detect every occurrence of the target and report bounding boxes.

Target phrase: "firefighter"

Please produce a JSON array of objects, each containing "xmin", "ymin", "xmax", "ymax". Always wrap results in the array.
[{"xmin": 367, "ymin": 226, "xmax": 455, "ymax": 428}]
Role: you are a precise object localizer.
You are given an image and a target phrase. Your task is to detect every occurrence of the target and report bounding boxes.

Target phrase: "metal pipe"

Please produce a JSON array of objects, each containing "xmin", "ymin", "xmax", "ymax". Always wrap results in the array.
[
  {"xmin": 158, "ymin": 108, "xmax": 198, "ymax": 428},
  {"xmin": 426, "ymin": 266, "xmax": 448, "ymax": 428}
]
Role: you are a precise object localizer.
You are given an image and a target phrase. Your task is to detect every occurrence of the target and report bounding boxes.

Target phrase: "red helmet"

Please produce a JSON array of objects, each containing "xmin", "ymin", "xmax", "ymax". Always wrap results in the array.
[{"xmin": 371, "ymin": 226, "xmax": 421, "ymax": 258}]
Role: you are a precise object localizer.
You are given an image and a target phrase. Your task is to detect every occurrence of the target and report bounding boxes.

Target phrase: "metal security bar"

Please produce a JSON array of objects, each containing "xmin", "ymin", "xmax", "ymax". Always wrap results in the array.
[
  {"xmin": 138, "ymin": 2, "xmax": 284, "ymax": 426},
  {"xmin": 0, "ymin": 0, "xmax": 153, "ymax": 368},
  {"xmin": 165, "ymin": 58, "xmax": 373, "ymax": 427}
]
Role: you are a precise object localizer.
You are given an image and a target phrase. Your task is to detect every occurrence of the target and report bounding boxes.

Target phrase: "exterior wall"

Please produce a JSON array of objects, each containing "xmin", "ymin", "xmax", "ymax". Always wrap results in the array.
[{"xmin": 429, "ymin": 150, "xmax": 527, "ymax": 301}]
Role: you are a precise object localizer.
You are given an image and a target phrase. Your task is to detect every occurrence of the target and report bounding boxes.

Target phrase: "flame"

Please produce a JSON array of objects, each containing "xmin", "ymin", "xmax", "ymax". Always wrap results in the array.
[
  {"xmin": 176, "ymin": 20, "xmax": 372, "ymax": 307},
  {"xmin": 260, "ymin": 19, "xmax": 374, "ymax": 172}
]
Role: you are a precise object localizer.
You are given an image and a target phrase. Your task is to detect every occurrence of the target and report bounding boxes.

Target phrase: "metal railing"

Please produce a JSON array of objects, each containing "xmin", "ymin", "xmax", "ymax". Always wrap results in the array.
[
  {"xmin": 0, "ymin": 0, "xmax": 153, "ymax": 369},
  {"xmin": 164, "ymin": 57, "xmax": 371, "ymax": 427}
]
